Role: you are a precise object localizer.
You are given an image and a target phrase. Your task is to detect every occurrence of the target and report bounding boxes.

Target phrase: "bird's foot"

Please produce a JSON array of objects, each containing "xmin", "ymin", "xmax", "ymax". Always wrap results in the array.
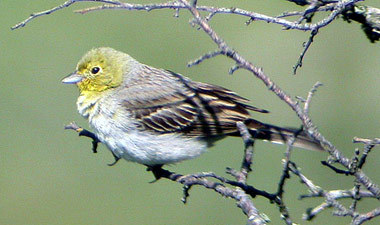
[
  {"xmin": 108, "ymin": 151, "xmax": 121, "ymax": 166},
  {"xmin": 146, "ymin": 165, "xmax": 168, "ymax": 182}
]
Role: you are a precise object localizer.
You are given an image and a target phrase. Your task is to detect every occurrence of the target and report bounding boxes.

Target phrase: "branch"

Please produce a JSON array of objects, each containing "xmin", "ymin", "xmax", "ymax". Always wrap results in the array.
[
  {"xmin": 352, "ymin": 207, "xmax": 380, "ymax": 225},
  {"xmin": 65, "ymin": 122, "xmax": 269, "ymax": 224},
  {"xmin": 176, "ymin": 0, "xmax": 380, "ymax": 199},
  {"xmin": 12, "ymin": 0, "xmax": 364, "ymax": 32},
  {"xmin": 11, "ymin": 0, "xmax": 121, "ymax": 30},
  {"xmin": 299, "ymin": 189, "xmax": 376, "ymax": 200},
  {"xmin": 64, "ymin": 122, "xmax": 121, "ymax": 166},
  {"xmin": 11, "ymin": 0, "xmax": 372, "ymax": 73},
  {"xmin": 289, "ymin": 161, "xmax": 380, "ymax": 223},
  {"xmin": 152, "ymin": 168, "xmax": 268, "ymax": 225},
  {"xmin": 64, "ymin": 122, "xmax": 100, "ymax": 153},
  {"xmin": 342, "ymin": 5, "xmax": 380, "ymax": 43},
  {"xmin": 236, "ymin": 122, "xmax": 255, "ymax": 183},
  {"xmin": 274, "ymin": 138, "xmax": 297, "ymax": 225},
  {"xmin": 277, "ymin": 4, "xmax": 336, "ymax": 19},
  {"xmin": 293, "ymin": 29, "xmax": 319, "ymax": 75},
  {"xmin": 288, "ymin": 161, "xmax": 358, "ymax": 220},
  {"xmin": 187, "ymin": 49, "xmax": 224, "ymax": 67},
  {"xmin": 16, "ymin": 1, "xmax": 379, "ymax": 223},
  {"xmin": 353, "ymin": 137, "xmax": 379, "ymax": 169}
]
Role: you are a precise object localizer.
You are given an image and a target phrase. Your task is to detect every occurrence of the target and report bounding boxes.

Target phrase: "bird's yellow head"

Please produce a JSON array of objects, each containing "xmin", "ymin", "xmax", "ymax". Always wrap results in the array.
[{"xmin": 62, "ymin": 47, "xmax": 132, "ymax": 93}]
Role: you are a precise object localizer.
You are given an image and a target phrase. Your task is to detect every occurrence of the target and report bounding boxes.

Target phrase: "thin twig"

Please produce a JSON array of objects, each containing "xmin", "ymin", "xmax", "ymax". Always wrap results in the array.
[
  {"xmin": 12, "ymin": 0, "xmax": 364, "ymax": 32},
  {"xmin": 353, "ymin": 137, "xmax": 379, "ymax": 169},
  {"xmin": 11, "ymin": 0, "xmax": 121, "ymax": 30},
  {"xmin": 187, "ymin": 50, "xmax": 224, "ymax": 67},
  {"xmin": 353, "ymin": 137, "xmax": 380, "ymax": 145},
  {"xmin": 229, "ymin": 65, "xmax": 241, "ymax": 75},
  {"xmin": 303, "ymin": 202, "xmax": 330, "ymax": 220},
  {"xmin": 352, "ymin": 207, "xmax": 380, "ymax": 225},
  {"xmin": 65, "ymin": 123, "xmax": 268, "ymax": 225},
  {"xmin": 64, "ymin": 121, "xmax": 100, "ymax": 153},
  {"xmin": 304, "ymin": 81, "xmax": 323, "ymax": 115},
  {"xmin": 349, "ymin": 180, "xmax": 361, "ymax": 213},
  {"xmin": 293, "ymin": 28, "xmax": 318, "ymax": 74},
  {"xmin": 178, "ymin": 0, "xmax": 380, "ymax": 199},
  {"xmin": 16, "ymin": 1, "xmax": 380, "ymax": 223},
  {"xmin": 321, "ymin": 161, "xmax": 353, "ymax": 175},
  {"xmin": 289, "ymin": 162, "xmax": 358, "ymax": 221},
  {"xmin": 299, "ymin": 189, "xmax": 375, "ymax": 200},
  {"xmin": 64, "ymin": 122, "xmax": 121, "ymax": 165},
  {"xmin": 277, "ymin": 4, "xmax": 336, "ymax": 18},
  {"xmin": 236, "ymin": 122, "xmax": 254, "ymax": 183},
  {"xmin": 275, "ymin": 138, "xmax": 296, "ymax": 225},
  {"xmin": 295, "ymin": 0, "xmax": 322, "ymax": 24}
]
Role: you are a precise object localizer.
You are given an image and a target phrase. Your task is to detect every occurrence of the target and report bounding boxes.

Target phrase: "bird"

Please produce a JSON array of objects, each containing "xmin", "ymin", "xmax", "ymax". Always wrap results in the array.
[{"xmin": 62, "ymin": 47, "xmax": 323, "ymax": 171}]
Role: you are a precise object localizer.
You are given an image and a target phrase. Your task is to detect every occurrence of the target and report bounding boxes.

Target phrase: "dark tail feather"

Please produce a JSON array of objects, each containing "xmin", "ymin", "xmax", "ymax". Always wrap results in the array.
[{"xmin": 245, "ymin": 119, "xmax": 324, "ymax": 152}]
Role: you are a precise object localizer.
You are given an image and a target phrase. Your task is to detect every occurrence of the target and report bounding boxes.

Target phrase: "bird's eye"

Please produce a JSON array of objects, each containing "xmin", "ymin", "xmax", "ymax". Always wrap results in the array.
[{"xmin": 91, "ymin": 66, "xmax": 100, "ymax": 74}]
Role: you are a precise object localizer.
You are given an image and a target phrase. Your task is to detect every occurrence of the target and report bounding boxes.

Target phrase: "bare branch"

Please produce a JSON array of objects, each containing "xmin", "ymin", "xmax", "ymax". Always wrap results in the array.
[
  {"xmin": 293, "ymin": 29, "xmax": 318, "ymax": 74},
  {"xmin": 228, "ymin": 65, "xmax": 241, "ymax": 75},
  {"xmin": 64, "ymin": 121, "xmax": 100, "ymax": 153},
  {"xmin": 300, "ymin": 189, "xmax": 376, "ymax": 200},
  {"xmin": 11, "ymin": 0, "xmax": 122, "ymax": 30},
  {"xmin": 12, "ymin": 0, "xmax": 364, "ymax": 32},
  {"xmin": 236, "ymin": 122, "xmax": 254, "ymax": 183},
  {"xmin": 303, "ymin": 202, "xmax": 330, "ymax": 220},
  {"xmin": 304, "ymin": 81, "xmax": 323, "ymax": 115},
  {"xmin": 342, "ymin": 5, "xmax": 380, "ymax": 43},
  {"xmin": 19, "ymin": 1, "xmax": 379, "ymax": 223},
  {"xmin": 288, "ymin": 161, "xmax": 358, "ymax": 221},
  {"xmin": 187, "ymin": 50, "xmax": 224, "ymax": 67},
  {"xmin": 352, "ymin": 207, "xmax": 380, "ymax": 225},
  {"xmin": 277, "ymin": 4, "xmax": 336, "ymax": 19},
  {"xmin": 321, "ymin": 160, "xmax": 353, "ymax": 175},
  {"xmin": 353, "ymin": 137, "xmax": 380, "ymax": 145},
  {"xmin": 295, "ymin": 0, "xmax": 324, "ymax": 24},
  {"xmin": 150, "ymin": 168, "xmax": 270, "ymax": 225},
  {"xmin": 177, "ymin": 0, "xmax": 380, "ymax": 201},
  {"xmin": 275, "ymin": 139, "xmax": 296, "ymax": 225},
  {"xmin": 65, "ymin": 122, "xmax": 268, "ymax": 224}
]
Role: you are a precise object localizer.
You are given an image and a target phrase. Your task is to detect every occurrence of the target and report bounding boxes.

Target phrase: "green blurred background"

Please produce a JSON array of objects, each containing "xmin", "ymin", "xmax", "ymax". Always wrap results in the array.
[{"xmin": 1, "ymin": 0, "xmax": 379, "ymax": 224}]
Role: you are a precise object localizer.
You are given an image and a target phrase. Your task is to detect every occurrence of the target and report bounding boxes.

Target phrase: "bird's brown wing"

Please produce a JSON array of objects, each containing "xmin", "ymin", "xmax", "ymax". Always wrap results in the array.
[{"xmin": 122, "ymin": 69, "xmax": 268, "ymax": 137}]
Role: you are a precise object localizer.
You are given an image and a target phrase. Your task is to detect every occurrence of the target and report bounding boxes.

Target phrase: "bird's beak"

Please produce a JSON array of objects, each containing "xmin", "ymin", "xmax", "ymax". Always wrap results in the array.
[{"xmin": 62, "ymin": 72, "xmax": 84, "ymax": 84}]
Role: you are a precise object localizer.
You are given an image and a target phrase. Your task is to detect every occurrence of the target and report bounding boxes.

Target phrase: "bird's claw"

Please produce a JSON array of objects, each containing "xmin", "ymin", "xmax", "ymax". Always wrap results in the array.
[
  {"xmin": 108, "ymin": 151, "xmax": 121, "ymax": 166},
  {"xmin": 146, "ymin": 165, "xmax": 165, "ymax": 182}
]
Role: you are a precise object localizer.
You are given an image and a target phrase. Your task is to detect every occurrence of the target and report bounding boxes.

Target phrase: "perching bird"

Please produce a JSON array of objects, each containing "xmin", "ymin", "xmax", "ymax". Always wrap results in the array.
[{"xmin": 62, "ymin": 47, "xmax": 323, "ymax": 169}]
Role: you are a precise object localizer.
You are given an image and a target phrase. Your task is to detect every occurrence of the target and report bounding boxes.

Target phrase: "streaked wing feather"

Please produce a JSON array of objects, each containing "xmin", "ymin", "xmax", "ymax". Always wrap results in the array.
[
  {"xmin": 194, "ymin": 82, "xmax": 269, "ymax": 113},
  {"xmin": 123, "ymin": 68, "xmax": 268, "ymax": 137}
]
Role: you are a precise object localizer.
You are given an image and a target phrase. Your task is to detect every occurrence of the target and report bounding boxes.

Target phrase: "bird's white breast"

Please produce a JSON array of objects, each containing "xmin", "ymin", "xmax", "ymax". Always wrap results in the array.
[{"xmin": 77, "ymin": 95, "xmax": 207, "ymax": 166}]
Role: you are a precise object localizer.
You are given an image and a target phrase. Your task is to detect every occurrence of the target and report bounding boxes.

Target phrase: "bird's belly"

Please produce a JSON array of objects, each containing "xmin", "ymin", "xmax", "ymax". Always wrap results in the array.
[{"xmin": 90, "ymin": 117, "xmax": 207, "ymax": 165}]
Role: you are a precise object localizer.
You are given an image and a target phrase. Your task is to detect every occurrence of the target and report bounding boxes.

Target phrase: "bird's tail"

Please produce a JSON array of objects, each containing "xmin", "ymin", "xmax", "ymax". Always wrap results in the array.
[{"xmin": 245, "ymin": 119, "xmax": 324, "ymax": 152}]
